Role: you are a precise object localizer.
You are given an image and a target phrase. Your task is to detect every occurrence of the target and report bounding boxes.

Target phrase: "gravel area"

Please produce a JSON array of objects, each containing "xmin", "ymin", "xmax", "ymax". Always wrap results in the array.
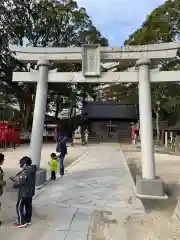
[{"xmin": 120, "ymin": 143, "xmax": 180, "ymax": 239}]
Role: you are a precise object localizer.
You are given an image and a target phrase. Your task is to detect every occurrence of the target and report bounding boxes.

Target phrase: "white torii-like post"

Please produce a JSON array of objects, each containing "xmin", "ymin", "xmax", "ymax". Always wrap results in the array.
[
  {"xmin": 10, "ymin": 42, "xmax": 180, "ymax": 197},
  {"xmin": 30, "ymin": 60, "xmax": 50, "ymax": 169}
]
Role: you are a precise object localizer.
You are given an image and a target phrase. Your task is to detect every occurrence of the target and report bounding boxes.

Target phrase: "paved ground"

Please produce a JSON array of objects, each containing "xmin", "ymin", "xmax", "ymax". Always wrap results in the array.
[
  {"xmin": 1, "ymin": 143, "xmax": 85, "ymax": 170},
  {"xmin": 0, "ymin": 143, "xmax": 144, "ymax": 240},
  {"xmin": 0, "ymin": 143, "xmax": 87, "ymax": 239},
  {"xmin": 2, "ymin": 143, "xmax": 180, "ymax": 239},
  {"xmin": 121, "ymin": 143, "xmax": 180, "ymax": 239}
]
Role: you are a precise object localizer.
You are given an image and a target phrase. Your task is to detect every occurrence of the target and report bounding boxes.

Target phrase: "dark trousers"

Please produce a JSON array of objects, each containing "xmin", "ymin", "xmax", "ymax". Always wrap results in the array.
[
  {"xmin": 59, "ymin": 154, "xmax": 65, "ymax": 176},
  {"xmin": 16, "ymin": 197, "xmax": 32, "ymax": 224},
  {"xmin": 51, "ymin": 170, "xmax": 56, "ymax": 180}
]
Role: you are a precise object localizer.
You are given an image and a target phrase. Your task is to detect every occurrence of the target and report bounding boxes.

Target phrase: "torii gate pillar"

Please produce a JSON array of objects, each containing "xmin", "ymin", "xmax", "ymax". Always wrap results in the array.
[
  {"xmin": 137, "ymin": 58, "xmax": 155, "ymax": 179},
  {"xmin": 135, "ymin": 58, "xmax": 165, "ymax": 199},
  {"xmin": 30, "ymin": 60, "xmax": 50, "ymax": 168}
]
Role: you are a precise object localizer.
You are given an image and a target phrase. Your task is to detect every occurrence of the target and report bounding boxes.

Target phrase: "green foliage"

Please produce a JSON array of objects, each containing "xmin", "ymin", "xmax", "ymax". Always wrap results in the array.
[
  {"xmin": 124, "ymin": 0, "xmax": 180, "ymax": 45},
  {"xmin": 108, "ymin": 0, "xmax": 180, "ymax": 123},
  {"xmin": 0, "ymin": 0, "xmax": 108, "ymax": 129},
  {"xmin": 0, "ymin": 105, "xmax": 20, "ymax": 122},
  {"xmin": 101, "ymin": 83, "xmax": 138, "ymax": 103}
]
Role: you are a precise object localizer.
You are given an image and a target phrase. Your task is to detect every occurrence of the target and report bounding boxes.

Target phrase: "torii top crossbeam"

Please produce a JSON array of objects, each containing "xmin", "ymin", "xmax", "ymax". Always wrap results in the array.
[{"xmin": 9, "ymin": 42, "xmax": 180, "ymax": 63}]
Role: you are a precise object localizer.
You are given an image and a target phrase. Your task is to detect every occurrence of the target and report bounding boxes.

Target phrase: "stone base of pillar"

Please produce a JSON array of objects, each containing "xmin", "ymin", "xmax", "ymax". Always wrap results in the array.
[
  {"xmin": 73, "ymin": 138, "xmax": 82, "ymax": 145},
  {"xmin": 35, "ymin": 168, "xmax": 47, "ymax": 186},
  {"xmin": 134, "ymin": 175, "xmax": 168, "ymax": 199},
  {"xmin": 132, "ymin": 139, "xmax": 136, "ymax": 144}
]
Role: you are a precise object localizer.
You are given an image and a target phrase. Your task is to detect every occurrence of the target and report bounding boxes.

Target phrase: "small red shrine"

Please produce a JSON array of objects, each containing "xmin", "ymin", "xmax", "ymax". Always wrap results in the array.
[{"xmin": 0, "ymin": 121, "xmax": 20, "ymax": 148}]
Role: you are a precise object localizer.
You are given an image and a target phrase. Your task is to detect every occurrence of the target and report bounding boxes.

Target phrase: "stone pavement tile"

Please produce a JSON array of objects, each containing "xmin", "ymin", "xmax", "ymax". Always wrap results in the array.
[
  {"xmin": 48, "ymin": 214, "xmax": 75, "ymax": 231},
  {"xmin": 70, "ymin": 210, "xmax": 92, "ymax": 231},
  {"xmin": 59, "ymin": 195, "xmax": 90, "ymax": 204},
  {"xmin": 40, "ymin": 228, "xmax": 67, "ymax": 240},
  {"xmin": 32, "ymin": 144, "xmax": 145, "ymax": 239},
  {"xmin": 77, "ymin": 207, "xmax": 94, "ymax": 215},
  {"xmin": 0, "ymin": 219, "xmax": 50, "ymax": 240},
  {"xmin": 57, "ymin": 203, "xmax": 95, "ymax": 209},
  {"xmin": 41, "ymin": 206, "xmax": 78, "ymax": 231},
  {"xmin": 0, "ymin": 143, "xmax": 145, "ymax": 240},
  {"xmin": 35, "ymin": 144, "xmax": 144, "ymax": 212},
  {"xmin": 65, "ymin": 230, "xmax": 88, "ymax": 240}
]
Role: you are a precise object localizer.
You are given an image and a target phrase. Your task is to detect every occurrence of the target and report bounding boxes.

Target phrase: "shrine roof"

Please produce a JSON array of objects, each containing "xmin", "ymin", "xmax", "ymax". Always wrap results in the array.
[{"xmin": 82, "ymin": 102, "xmax": 138, "ymax": 120}]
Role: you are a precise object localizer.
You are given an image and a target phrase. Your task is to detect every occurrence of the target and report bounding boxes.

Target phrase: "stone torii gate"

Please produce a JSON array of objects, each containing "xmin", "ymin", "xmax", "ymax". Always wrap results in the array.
[{"xmin": 10, "ymin": 42, "xmax": 180, "ymax": 198}]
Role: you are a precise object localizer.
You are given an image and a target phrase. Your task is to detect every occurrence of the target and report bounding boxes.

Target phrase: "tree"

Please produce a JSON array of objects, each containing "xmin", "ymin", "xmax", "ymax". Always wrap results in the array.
[
  {"xmin": 0, "ymin": 0, "xmax": 108, "ymax": 129},
  {"xmin": 124, "ymin": 0, "xmax": 180, "ymax": 45},
  {"xmin": 100, "ymin": 0, "xmax": 180, "ymax": 142},
  {"xmin": 124, "ymin": 0, "xmax": 180, "ymax": 138}
]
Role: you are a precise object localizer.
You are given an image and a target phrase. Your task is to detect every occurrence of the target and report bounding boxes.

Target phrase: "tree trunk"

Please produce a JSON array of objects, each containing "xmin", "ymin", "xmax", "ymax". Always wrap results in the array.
[
  {"xmin": 23, "ymin": 102, "xmax": 33, "ymax": 130},
  {"xmin": 156, "ymin": 111, "xmax": 160, "ymax": 144},
  {"xmin": 19, "ymin": 100, "xmax": 25, "ymax": 130},
  {"xmin": 19, "ymin": 96, "xmax": 34, "ymax": 131},
  {"xmin": 55, "ymin": 93, "xmax": 61, "ymax": 120}
]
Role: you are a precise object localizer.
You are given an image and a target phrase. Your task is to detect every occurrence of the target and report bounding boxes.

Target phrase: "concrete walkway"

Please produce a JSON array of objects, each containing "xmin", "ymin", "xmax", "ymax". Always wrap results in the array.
[{"xmin": 1, "ymin": 144, "xmax": 144, "ymax": 240}]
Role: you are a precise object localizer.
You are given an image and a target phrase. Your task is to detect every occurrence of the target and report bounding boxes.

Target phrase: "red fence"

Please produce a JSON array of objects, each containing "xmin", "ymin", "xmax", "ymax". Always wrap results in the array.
[{"xmin": 0, "ymin": 121, "xmax": 20, "ymax": 148}]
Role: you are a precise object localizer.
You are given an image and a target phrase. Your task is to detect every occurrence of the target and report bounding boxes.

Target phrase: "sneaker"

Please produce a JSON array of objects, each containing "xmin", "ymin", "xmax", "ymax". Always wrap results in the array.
[
  {"xmin": 26, "ymin": 222, "xmax": 31, "ymax": 225},
  {"xmin": 14, "ymin": 222, "xmax": 27, "ymax": 228}
]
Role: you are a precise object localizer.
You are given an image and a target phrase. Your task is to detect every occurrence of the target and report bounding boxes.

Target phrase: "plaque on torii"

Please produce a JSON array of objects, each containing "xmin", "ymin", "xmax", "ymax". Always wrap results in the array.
[{"xmin": 82, "ymin": 44, "xmax": 101, "ymax": 77}]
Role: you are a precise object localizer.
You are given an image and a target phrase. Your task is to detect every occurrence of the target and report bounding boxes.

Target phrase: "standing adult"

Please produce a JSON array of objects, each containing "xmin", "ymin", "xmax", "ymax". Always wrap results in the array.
[
  {"xmin": 12, "ymin": 156, "xmax": 37, "ymax": 228},
  {"xmin": 0, "ymin": 153, "xmax": 6, "ymax": 226},
  {"xmin": 56, "ymin": 136, "xmax": 67, "ymax": 176}
]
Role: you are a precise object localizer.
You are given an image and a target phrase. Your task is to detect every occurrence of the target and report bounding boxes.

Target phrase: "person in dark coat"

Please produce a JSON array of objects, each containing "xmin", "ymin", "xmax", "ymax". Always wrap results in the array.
[
  {"xmin": 12, "ymin": 156, "xmax": 37, "ymax": 228},
  {"xmin": 56, "ymin": 136, "xmax": 67, "ymax": 176},
  {"xmin": 0, "ymin": 153, "xmax": 6, "ymax": 226}
]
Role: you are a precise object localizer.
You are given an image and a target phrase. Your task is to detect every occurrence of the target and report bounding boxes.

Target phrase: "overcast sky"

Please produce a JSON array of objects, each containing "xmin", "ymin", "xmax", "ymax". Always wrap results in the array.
[{"xmin": 76, "ymin": 0, "xmax": 166, "ymax": 46}]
